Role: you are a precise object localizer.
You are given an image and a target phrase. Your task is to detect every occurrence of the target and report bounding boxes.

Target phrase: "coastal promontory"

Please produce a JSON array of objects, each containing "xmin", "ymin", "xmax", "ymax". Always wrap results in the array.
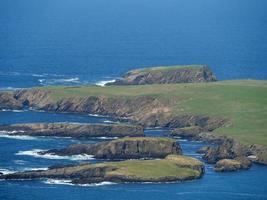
[
  {"xmin": 0, "ymin": 155, "xmax": 205, "ymax": 184},
  {"xmin": 40, "ymin": 137, "xmax": 182, "ymax": 159},
  {"xmin": 0, "ymin": 123, "xmax": 144, "ymax": 138}
]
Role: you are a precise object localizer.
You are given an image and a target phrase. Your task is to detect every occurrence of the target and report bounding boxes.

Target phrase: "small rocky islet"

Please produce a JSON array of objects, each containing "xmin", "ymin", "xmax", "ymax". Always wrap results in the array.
[{"xmin": 0, "ymin": 65, "xmax": 266, "ymax": 184}]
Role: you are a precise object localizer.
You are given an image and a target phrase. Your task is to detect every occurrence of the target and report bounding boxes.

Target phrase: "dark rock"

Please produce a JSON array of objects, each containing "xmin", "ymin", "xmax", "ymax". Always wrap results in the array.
[
  {"xmin": 214, "ymin": 157, "xmax": 252, "ymax": 172},
  {"xmin": 41, "ymin": 137, "xmax": 182, "ymax": 159},
  {"xmin": 0, "ymin": 92, "xmax": 23, "ymax": 110},
  {"xmin": 107, "ymin": 65, "xmax": 217, "ymax": 86},
  {"xmin": 0, "ymin": 123, "xmax": 144, "ymax": 138},
  {"xmin": 196, "ymin": 146, "xmax": 210, "ymax": 154},
  {"xmin": 0, "ymin": 155, "xmax": 205, "ymax": 184}
]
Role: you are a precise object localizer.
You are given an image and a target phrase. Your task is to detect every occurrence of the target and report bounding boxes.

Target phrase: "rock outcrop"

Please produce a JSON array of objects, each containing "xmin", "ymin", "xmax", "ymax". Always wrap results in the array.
[
  {"xmin": 201, "ymin": 138, "xmax": 267, "ymax": 166},
  {"xmin": 0, "ymin": 92, "xmax": 23, "ymax": 110},
  {"xmin": 40, "ymin": 137, "xmax": 182, "ymax": 159},
  {"xmin": 0, "ymin": 155, "xmax": 204, "ymax": 184},
  {"xmin": 214, "ymin": 157, "xmax": 252, "ymax": 172},
  {"xmin": 107, "ymin": 65, "xmax": 217, "ymax": 85},
  {"xmin": 0, "ymin": 123, "xmax": 144, "ymax": 138}
]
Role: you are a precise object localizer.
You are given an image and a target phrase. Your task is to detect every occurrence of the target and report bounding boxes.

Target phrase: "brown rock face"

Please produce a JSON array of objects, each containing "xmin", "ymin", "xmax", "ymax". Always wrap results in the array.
[
  {"xmin": 107, "ymin": 65, "xmax": 217, "ymax": 85},
  {"xmin": 214, "ymin": 157, "xmax": 252, "ymax": 172},
  {"xmin": 41, "ymin": 137, "xmax": 182, "ymax": 159},
  {"xmin": 0, "ymin": 92, "xmax": 23, "ymax": 110},
  {"xmin": 0, "ymin": 155, "xmax": 205, "ymax": 184},
  {"xmin": 0, "ymin": 123, "xmax": 144, "ymax": 138}
]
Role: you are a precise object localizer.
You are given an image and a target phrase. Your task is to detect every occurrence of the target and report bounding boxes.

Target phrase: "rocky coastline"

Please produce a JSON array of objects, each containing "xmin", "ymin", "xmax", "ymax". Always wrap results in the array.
[
  {"xmin": 39, "ymin": 137, "xmax": 182, "ymax": 159},
  {"xmin": 0, "ymin": 123, "xmax": 144, "ymax": 138},
  {"xmin": 107, "ymin": 65, "xmax": 217, "ymax": 85},
  {"xmin": 0, "ymin": 155, "xmax": 205, "ymax": 184}
]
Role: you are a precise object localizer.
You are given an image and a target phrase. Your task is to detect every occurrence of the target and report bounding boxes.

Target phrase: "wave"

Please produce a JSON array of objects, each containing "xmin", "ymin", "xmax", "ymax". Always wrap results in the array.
[
  {"xmin": 95, "ymin": 79, "xmax": 116, "ymax": 87},
  {"xmin": 0, "ymin": 168, "xmax": 17, "ymax": 175},
  {"xmin": 43, "ymin": 179, "xmax": 116, "ymax": 187},
  {"xmin": 0, "ymin": 109, "xmax": 27, "ymax": 112},
  {"xmin": 0, "ymin": 87, "xmax": 22, "ymax": 91},
  {"xmin": 38, "ymin": 77, "xmax": 81, "ymax": 85},
  {"xmin": 0, "ymin": 134, "xmax": 37, "ymax": 140},
  {"xmin": 102, "ymin": 120, "xmax": 118, "ymax": 124},
  {"xmin": 16, "ymin": 149, "xmax": 94, "ymax": 160},
  {"xmin": 98, "ymin": 136, "xmax": 118, "ymax": 140},
  {"xmin": 88, "ymin": 113, "xmax": 106, "ymax": 117},
  {"xmin": 23, "ymin": 167, "xmax": 49, "ymax": 171}
]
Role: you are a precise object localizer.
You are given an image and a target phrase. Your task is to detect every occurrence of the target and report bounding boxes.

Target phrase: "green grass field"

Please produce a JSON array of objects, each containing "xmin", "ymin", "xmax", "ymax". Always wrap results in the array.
[{"xmin": 39, "ymin": 80, "xmax": 267, "ymax": 146}]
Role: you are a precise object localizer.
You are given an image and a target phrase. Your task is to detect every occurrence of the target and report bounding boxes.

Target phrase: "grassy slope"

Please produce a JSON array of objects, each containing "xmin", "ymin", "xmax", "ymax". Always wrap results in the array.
[
  {"xmin": 39, "ymin": 80, "xmax": 267, "ymax": 146},
  {"xmin": 98, "ymin": 155, "xmax": 202, "ymax": 179},
  {"xmin": 129, "ymin": 65, "xmax": 205, "ymax": 73}
]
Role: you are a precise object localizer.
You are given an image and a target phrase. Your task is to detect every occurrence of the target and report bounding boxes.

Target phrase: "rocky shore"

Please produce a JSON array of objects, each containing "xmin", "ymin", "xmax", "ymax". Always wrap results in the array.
[
  {"xmin": 107, "ymin": 65, "xmax": 217, "ymax": 85},
  {"xmin": 0, "ymin": 123, "xmax": 144, "ymax": 138},
  {"xmin": 40, "ymin": 137, "xmax": 182, "ymax": 159},
  {"xmin": 0, "ymin": 155, "xmax": 205, "ymax": 184},
  {"xmin": 170, "ymin": 128, "xmax": 267, "ymax": 169}
]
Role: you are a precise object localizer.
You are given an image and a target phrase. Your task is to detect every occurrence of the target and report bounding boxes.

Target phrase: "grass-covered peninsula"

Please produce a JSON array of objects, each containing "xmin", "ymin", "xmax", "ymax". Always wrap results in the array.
[{"xmin": 37, "ymin": 80, "xmax": 267, "ymax": 146}]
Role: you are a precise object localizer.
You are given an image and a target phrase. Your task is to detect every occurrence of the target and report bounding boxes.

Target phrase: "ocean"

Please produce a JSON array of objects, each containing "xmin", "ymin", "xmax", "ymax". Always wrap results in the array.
[{"xmin": 0, "ymin": 0, "xmax": 267, "ymax": 199}]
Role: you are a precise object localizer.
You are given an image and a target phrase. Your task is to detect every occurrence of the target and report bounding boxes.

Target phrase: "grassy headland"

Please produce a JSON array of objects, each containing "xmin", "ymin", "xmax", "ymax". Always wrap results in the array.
[{"xmin": 37, "ymin": 80, "xmax": 267, "ymax": 146}]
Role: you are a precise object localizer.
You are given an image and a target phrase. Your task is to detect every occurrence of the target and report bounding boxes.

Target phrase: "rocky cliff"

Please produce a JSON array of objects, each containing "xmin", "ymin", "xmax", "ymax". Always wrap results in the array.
[
  {"xmin": 0, "ymin": 89, "xmax": 227, "ymax": 130},
  {"xmin": 0, "ymin": 155, "xmax": 204, "ymax": 184},
  {"xmin": 0, "ymin": 123, "xmax": 144, "ymax": 138},
  {"xmin": 40, "ymin": 137, "xmax": 182, "ymax": 159},
  {"xmin": 107, "ymin": 65, "xmax": 217, "ymax": 85}
]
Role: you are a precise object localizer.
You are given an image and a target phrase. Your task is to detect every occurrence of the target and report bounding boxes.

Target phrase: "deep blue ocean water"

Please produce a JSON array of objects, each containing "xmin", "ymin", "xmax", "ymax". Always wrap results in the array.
[
  {"xmin": 0, "ymin": 0, "xmax": 267, "ymax": 89},
  {"xmin": 0, "ymin": 0, "xmax": 267, "ymax": 199}
]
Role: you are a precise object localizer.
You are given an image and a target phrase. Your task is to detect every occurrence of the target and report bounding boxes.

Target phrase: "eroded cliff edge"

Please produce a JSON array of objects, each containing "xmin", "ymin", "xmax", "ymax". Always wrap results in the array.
[
  {"xmin": 0, "ymin": 155, "xmax": 204, "ymax": 184},
  {"xmin": 39, "ymin": 137, "xmax": 182, "ymax": 159},
  {"xmin": 0, "ymin": 123, "xmax": 144, "ymax": 138},
  {"xmin": 107, "ymin": 65, "xmax": 217, "ymax": 85}
]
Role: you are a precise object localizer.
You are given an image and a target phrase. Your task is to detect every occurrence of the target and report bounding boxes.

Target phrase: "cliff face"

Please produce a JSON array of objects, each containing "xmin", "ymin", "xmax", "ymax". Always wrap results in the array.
[
  {"xmin": 0, "ymin": 123, "xmax": 144, "ymax": 138},
  {"xmin": 107, "ymin": 65, "xmax": 217, "ymax": 86},
  {"xmin": 41, "ymin": 137, "xmax": 182, "ymax": 159},
  {"xmin": 0, "ymin": 155, "xmax": 204, "ymax": 184},
  {"xmin": 0, "ymin": 89, "xmax": 226, "ymax": 130}
]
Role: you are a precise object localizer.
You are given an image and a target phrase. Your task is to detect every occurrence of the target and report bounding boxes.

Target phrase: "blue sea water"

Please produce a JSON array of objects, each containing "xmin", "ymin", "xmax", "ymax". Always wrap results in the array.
[
  {"xmin": 0, "ymin": 0, "xmax": 267, "ymax": 89},
  {"xmin": 0, "ymin": 0, "xmax": 267, "ymax": 199},
  {"xmin": 0, "ymin": 111, "xmax": 267, "ymax": 200}
]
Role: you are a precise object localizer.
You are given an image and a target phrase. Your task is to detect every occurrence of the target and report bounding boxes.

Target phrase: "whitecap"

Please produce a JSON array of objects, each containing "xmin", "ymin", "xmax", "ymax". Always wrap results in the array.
[
  {"xmin": 16, "ymin": 149, "xmax": 94, "ymax": 160},
  {"xmin": 38, "ymin": 77, "xmax": 80, "ymax": 85},
  {"xmin": 0, "ymin": 168, "xmax": 17, "ymax": 175},
  {"xmin": 95, "ymin": 79, "xmax": 116, "ymax": 87},
  {"xmin": 102, "ymin": 120, "xmax": 118, "ymax": 124},
  {"xmin": 23, "ymin": 167, "xmax": 49, "ymax": 171},
  {"xmin": 0, "ymin": 134, "xmax": 36, "ymax": 141},
  {"xmin": 98, "ymin": 136, "xmax": 118, "ymax": 140},
  {"xmin": 43, "ymin": 179, "xmax": 116, "ymax": 187},
  {"xmin": 0, "ymin": 87, "xmax": 22, "ymax": 91}
]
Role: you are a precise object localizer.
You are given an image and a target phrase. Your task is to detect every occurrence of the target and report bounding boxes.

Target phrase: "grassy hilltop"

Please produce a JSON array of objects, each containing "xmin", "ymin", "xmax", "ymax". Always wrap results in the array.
[{"xmin": 39, "ymin": 80, "xmax": 267, "ymax": 146}]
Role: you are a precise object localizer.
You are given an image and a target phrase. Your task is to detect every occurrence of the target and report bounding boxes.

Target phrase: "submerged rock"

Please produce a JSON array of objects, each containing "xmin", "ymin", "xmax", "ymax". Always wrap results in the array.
[
  {"xmin": 0, "ymin": 123, "xmax": 144, "ymax": 138},
  {"xmin": 107, "ymin": 65, "xmax": 217, "ymax": 85},
  {"xmin": 0, "ymin": 155, "xmax": 205, "ymax": 184},
  {"xmin": 40, "ymin": 137, "xmax": 182, "ymax": 159}
]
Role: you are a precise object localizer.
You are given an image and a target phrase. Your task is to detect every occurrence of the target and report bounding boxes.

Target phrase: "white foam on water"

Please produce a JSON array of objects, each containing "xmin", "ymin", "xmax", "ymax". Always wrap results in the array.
[
  {"xmin": 43, "ymin": 179, "xmax": 116, "ymax": 187},
  {"xmin": 95, "ymin": 79, "xmax": 116, "ymax": 87},
  {"xmin": 0, "ymin": 133, "xmax": 37, "ymax": 141},
  {"xmin": 38, "ymin": 77, "xmax": 81, "ymax": 85},
  {"xmin": 0, "ymin": 168, "xmax": 17, "ymax": 175},
  {"xmin": 16, "ymin": 149, "xmax": 94, "ymax": 160},
  {"xmin": 98, "ymin": 137, "xmax": 118, "ymax": 140},
  {"xmin": 23, "ymin": 167, "xmax": 49, "ymax": 171}
]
